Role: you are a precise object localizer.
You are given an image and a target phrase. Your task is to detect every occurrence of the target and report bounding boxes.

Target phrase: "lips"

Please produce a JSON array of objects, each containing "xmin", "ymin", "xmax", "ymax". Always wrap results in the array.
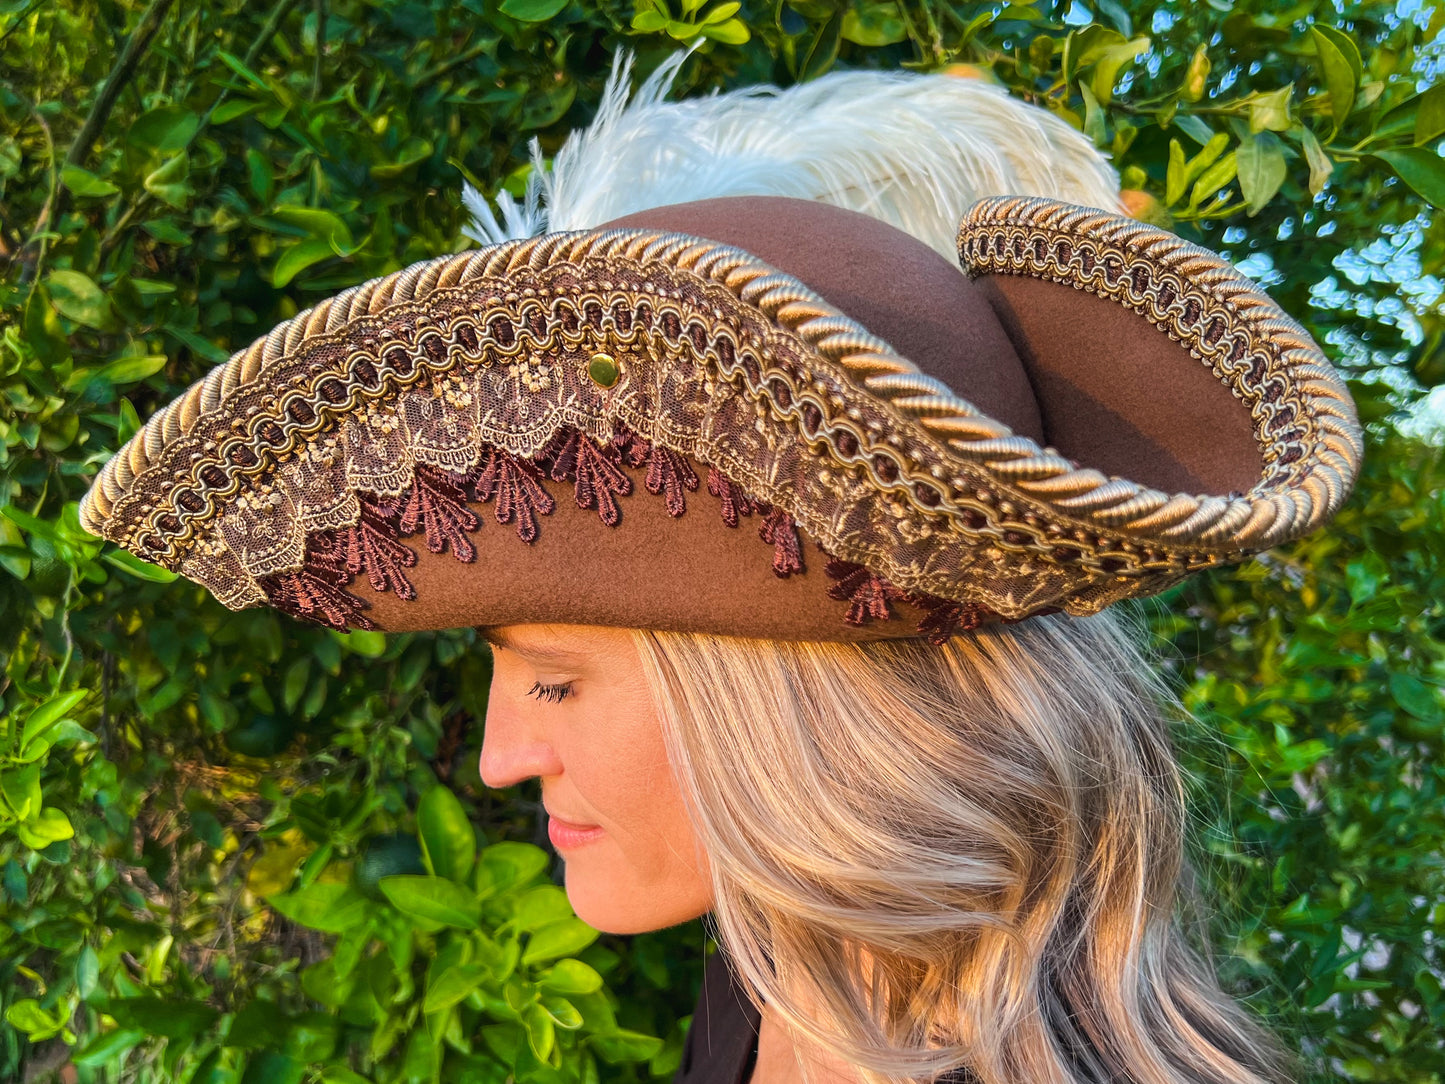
[{"xmin": 546, "ymin": 813, "xmax": 604, "ymax": 851}]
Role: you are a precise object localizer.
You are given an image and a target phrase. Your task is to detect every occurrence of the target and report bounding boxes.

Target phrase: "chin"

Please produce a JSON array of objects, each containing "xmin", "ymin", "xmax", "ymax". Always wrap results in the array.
[{"xmin": 561, "ymin": 863, "xmax": 710, "ymax": 935}]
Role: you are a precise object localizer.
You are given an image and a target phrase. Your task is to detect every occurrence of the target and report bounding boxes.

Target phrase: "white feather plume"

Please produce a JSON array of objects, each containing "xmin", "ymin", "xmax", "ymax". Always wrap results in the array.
[{"xmin": 462, "ymin": 50, "xmax": 1122, "ymax": 262}]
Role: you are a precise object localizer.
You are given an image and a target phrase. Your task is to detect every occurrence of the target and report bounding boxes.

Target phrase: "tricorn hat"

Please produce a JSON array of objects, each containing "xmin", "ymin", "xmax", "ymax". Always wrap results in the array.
[{"xmin": 78, "ymin": 56, "xmax": 1363, "ymax": 643}]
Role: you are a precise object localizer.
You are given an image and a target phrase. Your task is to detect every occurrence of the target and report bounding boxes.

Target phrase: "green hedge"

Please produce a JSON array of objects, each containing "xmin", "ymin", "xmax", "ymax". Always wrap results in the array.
[{"xmin": 1, "ymin": 1, "xmax": 1442, "ymax": 1081}]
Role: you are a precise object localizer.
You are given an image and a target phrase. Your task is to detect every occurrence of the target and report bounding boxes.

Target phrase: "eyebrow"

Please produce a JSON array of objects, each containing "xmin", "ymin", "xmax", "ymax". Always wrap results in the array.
[
  {"xmin": 474, "ymin": 626, "xmax": 583, "ymax": 662},
  {"xmin": 475, "ymin": 626, "xmax": 511, "ymax": 649}
]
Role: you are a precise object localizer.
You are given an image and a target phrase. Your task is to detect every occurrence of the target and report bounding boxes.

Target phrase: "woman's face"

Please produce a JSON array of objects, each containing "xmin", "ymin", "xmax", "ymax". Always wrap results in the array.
[{"xmin": 477, "ymin": 623, "xmax": 712, "ymax": 934}]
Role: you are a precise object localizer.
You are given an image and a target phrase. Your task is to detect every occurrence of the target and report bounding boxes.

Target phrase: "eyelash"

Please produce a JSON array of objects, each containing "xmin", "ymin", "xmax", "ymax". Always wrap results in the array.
[{"xmin": 527, "ymin": 680, "xmax": 574, "ymax": 703}]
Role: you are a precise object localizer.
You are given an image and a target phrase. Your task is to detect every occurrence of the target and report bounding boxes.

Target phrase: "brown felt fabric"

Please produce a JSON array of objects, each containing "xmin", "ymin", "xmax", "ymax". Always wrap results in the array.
[
  {"xmin": 606, "ymin": 197, "xmax": 1047, "ymax": 445},
  {"xmin": 357, "ymin": 450, "xmax": 933, "ymax": 641},
  {"xmin": 608, "ymin": 196, "xmax": 1263, "ymax": 497},
  {"xmin": 979, "ymin": 275, "xmax": 1263, "ymax": 495}
]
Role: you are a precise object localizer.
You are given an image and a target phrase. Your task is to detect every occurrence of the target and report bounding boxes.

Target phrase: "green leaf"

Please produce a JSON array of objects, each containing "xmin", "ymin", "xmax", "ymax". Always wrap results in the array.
[
  {"xmin": 1298, "ymin": 126, "xmax": 1333, "ymax": 196},
  {"xmin": 130, "ymin": 279, "xmax": 176, "ymax": 295},
  {"xmin": 423, "ymin": 962, "xmax": 491, "ymax": 1013},
  {"xmin": 318, "ymin": 1070, "xmax": 374, "ymax": 1084},
  {"xmin": 1181, "ymin": 43, "xmax": 1210, "ymax": 103},
  {"xmin": 540, "ymin": 996, "xmax": 583, "ymax": 1029},
  {"xmin": 1090, "ymin": 36, "xmax": 1150, "ymax": 107},
  {"xmin": 268, "ymin": 882, "xmax": 371, "ymax": 933},
  {"xmin": 7, "ymin": 862, "xmax": 32, "ymax": 903},
  {"xmin": 796, "ymin": 12, "xmax": 841, "ymax": 81},
  {"xmin": 102, "ymin": 548, "xmax": 178, "ymax": 583},
  {"xmin": 1172, "ymin": 113, "xmax": 1216, "ymax": 145},
  {"xmin": 142, "ymin": 217, "xmax": 193, "ymax": 245},
  {"xmin": 105, "ymin": 997, "xmax": 219, "ymax": 1040},
  {"xmin": 1247, "ymin": 85, "xmax": 1293, "ymax": 133},
  {"xmin": 0, "ymin": 516, "xmax": 27, "ymax": 580},
  {"xmin": 71, "ymin": 1027, "xmax": 145, "ymax": 1066},
  {"xmin": 1237, "ymin": 131, "xmax": 1287, "ymax": 215},
  {"xmin": 267, "ymin": 205, "xmax": 355, "ymax": 247},
  {"xmin": 700, "ymin": 0, "xmax": 740, "ymax": 23},
  {"xmin": 1372, "ymin": 148, "xmax": 1445, "ymax": 209},
  {"xmin": 514, "ymin": 884, "xmax": 573, "ymax": 931},
  {"xmin": 400, "ymin": 1026, "xmax": 440, "ymax": 1080},
  {"xmin": 283, "ymin": 658, "xmax": 310, "ymax": 713},
  {"xmin": 165, "ymin": 322, "xmax": 230, "ymax": 362},
  {"xmin": 369, "ymin": 137, "xmax": 435, "ymax": 180},
  {"xmin": 5, "ymin": 999, "xmax": 63, "ymax": 1040},
  {"xmin": 22, "ymin": 689, "xmax": 88, "ymax": 745},
  {"xmin": 480, "ymin": 1023, "xmax": 523, "ymax": 1062},
  {"xmin": 144, "ymin": 152, "xmax": 192, "ymax": 209},
  {"xmin": 240, "ymin": 1051, "xmax": 305, "ymax": 1084},
  {"xmin": 1062, "ymin": 24, "xmax": 1122, "ymax": 84},
  {"xmin": 342, "ymin": 628, "xmax": 386, "ymax": 657},
  {"xmin": 76, "ymin": 945, "xmax": 100, "ymax": 999},
  {"xmin": 128, "ymin": 105, "xmax": 199, "ymax": 152},
  {"xmin": 118, "ymin": 397, "xmax": 141, "ymax": 442},
  {"xmin": 215, "ymin": 49, "xmax": 271, "ymax": 91},
  {"xmin": 699, "ymin": 18, "xmax": 749, "ymax": 44},
  {"xmin": 92, "ymin": 353, "xmax": 169, "ymax": 386},
  {"xmin": 285, "ymin": 1012, "xmax": 339, "ymax": 1062},
  {"xmin": 61, "ymin": 165, "xmax": 119, "ymax": 197},
  {"xmin": 521, "ymin": 917, "xmax": 599, "ymax": 966},
  {"xmin": 212, "ymin": 99, "xmax": 262, "ymax": 124},
  {"xmin": 46, "ymin": 269, "xmax": 116, "ymax": 330},
  {"xmin": 18, "ymin": 807, "xmax": 74, "ymax": 849},
  {"xmin": 590, "ymin": 1028, "xmax": 665, "ymax": 1063},
  {"xmin": 524, "ymin": 1002, "xmax": 556, "ymax": 1060},
  {"xmin": 1415, "ymin": 84, "xmax": 1445, "ymax": 147},
  {"xmin": 1079, "ymin": 83, "xmax": 1106, "ymax": 146},
  {"xmin": 1, "ymin": 764, "xmax": 41, "ymax": 821},
  {"xmin": 316, "ymin": 1069, "xmax": 373, "ymax": 1084},
  {"xmin": 273, "ymin": 237, "xmax": 343, "ymax": 287},
  {"xmin": 538, "ymin": 958, "xmax": 603, "ymax": 996},
  {"xmin": 1166, "ymin": 139, "xmax": 1188, "ymax": 206},
  {"xmin": 378, "ymin": 875, "xmax": 481, "ymax": 928},
  {"xmin": 841, "ymin": 2, "xmax": 906, "ymax": 46},
  {"xmin": 499, "ymin": 0, "xmax": 567, "ymax": 20},
  {"xmin": 1310, "ymin": 24, "xmax": 1361, "ymax": 131},
  {"xmin": 1390, "ymin": 674, "xmax": 1440, "ymax": 722},
  {"xmin": 245, "ymin": 147, "xmax": 274, "ymax": 203},
  {"xmin": 480, "ymin": 841, "xmax": 550, "ymax": 890},
  {"xmin": 418, "ymin": 786, "xmax": 476, "ymax": 884},
  {"xmin": 1188, "ymin": 151, "xmax": 1237, "ymax": 210},
  {"xmin": 1, "ymin": 505, "xmax": 57, "ymax": 539}
]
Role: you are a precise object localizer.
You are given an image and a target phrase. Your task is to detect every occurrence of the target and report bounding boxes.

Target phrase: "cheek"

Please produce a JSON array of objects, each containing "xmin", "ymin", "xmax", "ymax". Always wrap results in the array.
[
  {"xmin": 567, "ymin": 703, "xmax": 689, "ymax": 852},
  {"xmin": 557, "ymin": 696, "xmax": 712, "ymax": 932}
]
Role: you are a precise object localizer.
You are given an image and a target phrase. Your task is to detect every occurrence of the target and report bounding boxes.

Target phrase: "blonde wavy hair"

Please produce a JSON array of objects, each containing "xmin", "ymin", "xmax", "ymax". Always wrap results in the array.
[{"xmin": 629, "ymin": 609, "xmax": 1290, "ymax": 1084}]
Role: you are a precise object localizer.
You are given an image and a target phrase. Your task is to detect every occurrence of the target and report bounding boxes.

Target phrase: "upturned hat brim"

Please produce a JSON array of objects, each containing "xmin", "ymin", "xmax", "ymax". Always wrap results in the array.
[{"xmin": 78, "ymin": 195, "xmax": 1362, "ymax": 642}]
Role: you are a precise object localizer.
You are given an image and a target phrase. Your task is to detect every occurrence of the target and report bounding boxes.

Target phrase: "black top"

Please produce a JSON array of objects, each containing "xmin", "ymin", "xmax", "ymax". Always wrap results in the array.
[
  {"xmin": 672, "ymin": 947, "xmax": 763, "ymax": 1084},
  {"xmin": 669, "ymin": 951, "xmax": 978, "ymax": 1084}
]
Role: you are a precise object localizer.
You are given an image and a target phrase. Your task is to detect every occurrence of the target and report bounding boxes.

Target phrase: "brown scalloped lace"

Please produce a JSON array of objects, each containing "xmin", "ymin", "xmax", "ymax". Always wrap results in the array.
[{"xmin": 255, "ymin": 422, "xmax": 986, "ymax": 643}]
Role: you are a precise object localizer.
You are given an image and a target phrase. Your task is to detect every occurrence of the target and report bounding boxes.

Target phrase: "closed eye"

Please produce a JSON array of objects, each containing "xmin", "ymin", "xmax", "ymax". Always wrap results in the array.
[{"xmin": 528, "ymin": 680, "xmax": 573, "ymax": 703}]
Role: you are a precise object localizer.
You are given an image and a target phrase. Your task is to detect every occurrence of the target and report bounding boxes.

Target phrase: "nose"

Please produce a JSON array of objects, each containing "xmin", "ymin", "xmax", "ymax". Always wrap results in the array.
[{"xmin": 478, "ymin": 680, "xmax": 564, "ymax": 791}]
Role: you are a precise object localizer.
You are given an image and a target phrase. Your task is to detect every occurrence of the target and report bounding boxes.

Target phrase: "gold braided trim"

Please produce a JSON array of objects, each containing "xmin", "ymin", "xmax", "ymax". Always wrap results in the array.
[
  {"xmin": 78, "ymin": 197, "xmax": 1362, "ymax": 622},
  {"xmin": 958, "ymin": 196, "xmax": 1363, "ymax": 549}
]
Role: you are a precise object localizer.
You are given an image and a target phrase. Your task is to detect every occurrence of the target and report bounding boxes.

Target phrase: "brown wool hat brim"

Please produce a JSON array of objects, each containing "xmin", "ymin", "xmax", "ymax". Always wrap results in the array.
[
  {"xmin": 78, "ymin": 195, "xmax": 1362, "ymax": 642},
  {"xmin": 606, "ymin": 197, "xmax": 1264, "ymax": 498}
]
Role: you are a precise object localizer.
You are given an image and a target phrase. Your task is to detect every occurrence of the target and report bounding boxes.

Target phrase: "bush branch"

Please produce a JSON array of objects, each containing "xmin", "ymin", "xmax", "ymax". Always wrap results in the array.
[{"xmin": 63, "ymin": 0, "xmax": 177, "ymax": 171}]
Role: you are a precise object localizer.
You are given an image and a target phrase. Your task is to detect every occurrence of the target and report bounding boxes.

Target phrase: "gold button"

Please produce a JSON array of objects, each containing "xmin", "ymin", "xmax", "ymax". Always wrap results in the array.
[{"xmin": 588, "ymin": 353, "xmax": 620, "ymax": 388}]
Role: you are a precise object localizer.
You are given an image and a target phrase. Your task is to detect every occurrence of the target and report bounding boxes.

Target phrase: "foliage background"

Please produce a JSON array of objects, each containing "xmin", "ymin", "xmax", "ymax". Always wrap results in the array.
[{"xmin": 1, "ymin": 0, "xmax": 1444, "ymax": 1081}]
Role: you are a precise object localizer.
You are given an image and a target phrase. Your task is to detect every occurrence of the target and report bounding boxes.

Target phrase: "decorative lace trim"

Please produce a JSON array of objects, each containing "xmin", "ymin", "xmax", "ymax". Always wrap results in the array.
[{"xmin": 255, "ymin": 421, "xmax": 975, "ymax": 642}]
